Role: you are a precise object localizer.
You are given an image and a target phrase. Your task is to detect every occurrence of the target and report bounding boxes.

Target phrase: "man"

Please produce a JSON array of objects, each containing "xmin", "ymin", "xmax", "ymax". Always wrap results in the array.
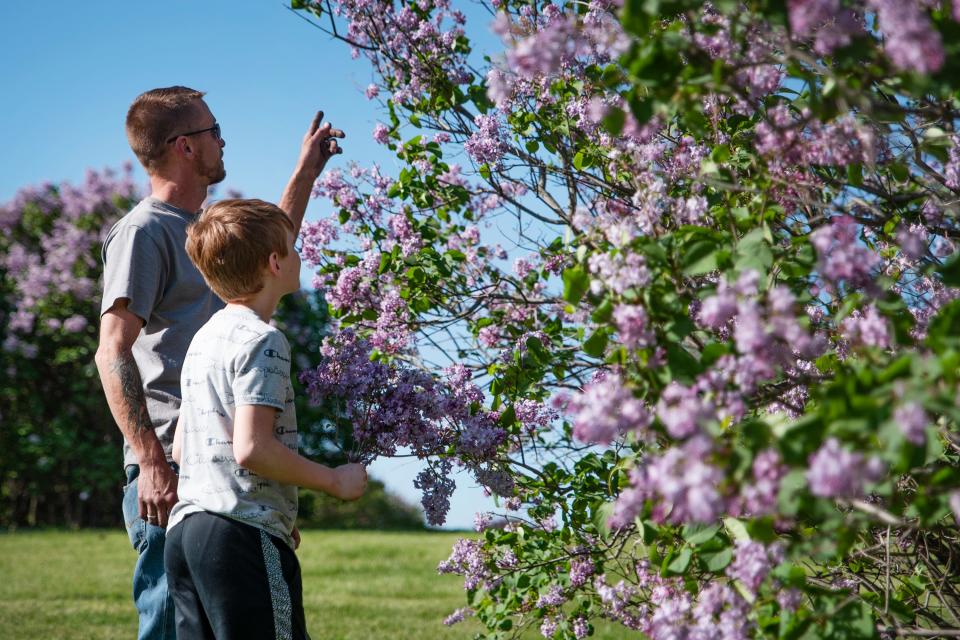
[{"xmin": 94, "ymin": 86, "xmax": 342, "ymax": 640}]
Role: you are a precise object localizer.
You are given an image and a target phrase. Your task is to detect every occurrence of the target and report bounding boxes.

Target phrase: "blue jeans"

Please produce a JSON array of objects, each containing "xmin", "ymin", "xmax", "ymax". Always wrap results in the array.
[{"xmin": 123, "ymin": 464, "xmax": 177, "ymax": 640}]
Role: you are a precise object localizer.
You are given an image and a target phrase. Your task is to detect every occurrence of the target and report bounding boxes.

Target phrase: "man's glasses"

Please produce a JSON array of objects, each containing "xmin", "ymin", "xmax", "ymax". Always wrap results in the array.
[{"xmin": 165, "ymin": 123, "xmax": 221, "ymax": 145}]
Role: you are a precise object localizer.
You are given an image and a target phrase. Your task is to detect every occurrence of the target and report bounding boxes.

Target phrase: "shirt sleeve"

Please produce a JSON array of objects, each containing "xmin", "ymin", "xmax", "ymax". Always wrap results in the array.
[
  {"xmin": 100, "ymin": 224, "xmax": 166, "ymax": 323},
  {"xmin": 232, "ymin": 331, "xmax": 292, "ymax": 411}
]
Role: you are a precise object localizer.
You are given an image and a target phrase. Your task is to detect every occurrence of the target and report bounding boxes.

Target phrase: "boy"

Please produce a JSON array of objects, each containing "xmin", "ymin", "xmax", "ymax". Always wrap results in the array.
[{"xmin": 165, "ymin": 198, "xmax": 367, "ymax": 640}]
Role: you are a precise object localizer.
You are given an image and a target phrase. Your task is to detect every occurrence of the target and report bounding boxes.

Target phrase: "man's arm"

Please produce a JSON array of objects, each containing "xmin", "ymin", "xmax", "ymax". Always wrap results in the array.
[
  {"xmin": 279, "ymin": 110, "xmax": 345, "ymax": 235},
  {"xmin": 233, "ymin": 404, "xmax": 367, "ymax": 500},
  {"xmin": 95, "ymin": 299, "xmax": 178, "ymax": 527}
]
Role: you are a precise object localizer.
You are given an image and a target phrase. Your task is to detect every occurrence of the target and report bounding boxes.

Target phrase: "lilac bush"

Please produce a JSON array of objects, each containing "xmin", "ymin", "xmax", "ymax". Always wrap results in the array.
[{"xmin": 289, "ymin": 0, "xmax": 960, "ymax": 637}]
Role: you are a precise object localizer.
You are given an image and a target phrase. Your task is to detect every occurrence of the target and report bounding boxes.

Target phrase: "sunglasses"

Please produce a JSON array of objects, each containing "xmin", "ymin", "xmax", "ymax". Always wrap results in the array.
[{"xmin": 165, "ymin": 122, "xmax": 221, "ymax": 145}]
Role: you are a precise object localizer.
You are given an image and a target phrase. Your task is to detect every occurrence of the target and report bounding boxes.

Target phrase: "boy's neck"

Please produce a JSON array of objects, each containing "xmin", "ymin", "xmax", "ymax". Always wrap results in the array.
[{"xmin": 227, "ymin": 290, "xmax": 282, "ymax": 324}]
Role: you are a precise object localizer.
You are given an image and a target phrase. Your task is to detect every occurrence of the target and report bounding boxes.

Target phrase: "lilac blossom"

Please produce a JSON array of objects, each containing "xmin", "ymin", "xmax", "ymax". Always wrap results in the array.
[
  {"xmin": 806, "ymin": 438, "xmax": 886, "ymax": 498},
  {"xmin": 894, "ymin": 402, "xmax": 928, "ymax": 446},
  {"xmin": 372, "ymin": 122, "xmax": 390, "ymax": 145},
  {"xmin": 867, "ymin": 0, "xmax": 944, "ymax": 74},
  {"xmin": 727, "ymin": 541, "xmax": 781, "ymax": 594},
  {"xmin": 536, "ymin": 585, "xmax": 566, "ymax": 608},
  {"xmin": 656, "ymin": 382, "xmax": 715, "ymax": 439},
  {"xmin": 611, "ymin": 437, "xmax": 725, "ymax": 527},
  {"xmin": 464, "ymin": 114, "xmax": 508, "ymax": 166},
  {"xmin": 569, "ymin": 556, "xmax": 595, "ymax": 588},
  {"xmin": 568, "ymin": 371, "xmax": 651, "ymax": 444},
  {"xmin": 840, "ymin": 305, "xmax": 891, "ymax": 349},
  {"xmin": 443, "ymin": 608, "xmax": 473, "ymax": 626},
  {"xmin": 811, "ymin": 216, "xmax": 879, "ymax": 291},
  {"xmin": 613, "ymin": 304, "xmax": 654, "ymax": 349},
  {"xmin": 738, "ymin": 448, "xmax": 787, "ymax": 516},
  {"xmin": 573, "ymin": 617, "xmax": 589, "ymax": 639},
  {"xmin": 438, "ymin": 538, "xmax": 491, "ymax": 590}
]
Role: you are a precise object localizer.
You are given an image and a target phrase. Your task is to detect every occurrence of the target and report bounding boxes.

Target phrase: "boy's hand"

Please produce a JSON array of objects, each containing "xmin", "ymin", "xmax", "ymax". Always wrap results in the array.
[{"xmin": 333, "ymin": 463, "xmax": 368, "ymax": 501}]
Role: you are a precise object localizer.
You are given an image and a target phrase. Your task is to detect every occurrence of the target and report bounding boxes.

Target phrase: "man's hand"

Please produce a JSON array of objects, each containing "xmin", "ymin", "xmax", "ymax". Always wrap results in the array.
[
  {"xmin": 281, "ymin": 110, "xmax": 346, "ymax": 233},
  {"xmin": 333, "ymin": 463, "xmax": 368, "ymax": 501},
  {"xmin": 138, "ymin": 460, "xmax": 178, "ymax": 528},
  {"xmin": 295, "ymin": 110, "xmax": 345, "ymax": 183}
]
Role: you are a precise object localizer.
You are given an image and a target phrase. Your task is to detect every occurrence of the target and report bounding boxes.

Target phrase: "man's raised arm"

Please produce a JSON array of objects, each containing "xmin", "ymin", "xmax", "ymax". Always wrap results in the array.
[
  {"xmin": 279, "ymin": 110, "xmax": 345, "ymax": 235},
  {"xmin": 95, "ymin": 299, "xmax": 177, "ymax": 527}
]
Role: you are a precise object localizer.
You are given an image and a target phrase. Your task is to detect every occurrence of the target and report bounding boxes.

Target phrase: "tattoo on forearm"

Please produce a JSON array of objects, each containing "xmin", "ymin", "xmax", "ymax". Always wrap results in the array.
[{"xmin": 110, "ymin": 353, "xmax": 153, "ymax": 435}]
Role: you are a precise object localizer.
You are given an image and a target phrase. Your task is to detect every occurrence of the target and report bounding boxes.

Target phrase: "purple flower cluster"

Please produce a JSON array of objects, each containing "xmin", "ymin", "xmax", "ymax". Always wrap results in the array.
[
  {"xmin": 840, "ymin": 305, "xmax": 891, "ymax": 349},
  {"xmin": 514, "ymin": 399, "xmax": 558, "ymax": 434},
  {"xmin": 893, "ymin": 402, "xmax": 928, "ymax": 446},
  {"xmin": 568, "ymin": 371, "xmax": 651, "ymax": 444},
  {"xmin": 737, "ymin": 448, "xmax": 787, "ymax": 517},
  {"xmin": 867, "ymin": 0, "xmax": 944, "ymax": 74},
  {"xmin": 1, "ymin": 167, "xmax": 138, "ymax": 354},
  {"xmin": 587, "ymin": 251, "xmax": 650, "ymax": 295},
  {"xmin": 806, "ymin": 438, "xmax": 886, "ymax": 498},
  {"xmin": 536, "ymin": 584, "xmax": 566, "ymax": 608},
  {"xmin": 442, "ymin": 607, "xmax": 473, "ymax": 626},
  {"xmin": 656, "ymin": 382, "xmax": 715, "ymax": 440},
  {"xmin": 321, "ymin": 0, "xmax": 472, "ymax": 105},
  {"xmin": 438, "ymin": 538, "xmax": 491, "ymax": 590},
  {"xmin": 613, "ymin": 304, "xmax": 654, "ymax": 349},
  {"xmin": 415, "ymin": 461, "xmax": 456, "ymax": 526},
  {"xmin": 569, "ymin": 556, "xmax": 595, "ymax": 587},
  {"xmin": 611, "ymin": 436, "xmax": 725, "ymax": 527},
  {"xmin": 787, "ymin": 0, "xmax": 862, "ymax": 55},
  {"xmin": 810, "ymin": 216, "xmax": 880, "ymax": 292},
  {"xmin": 297, "ymin": 219, "xmax": 339, "ymax": 266},
  {"xmin": 464, "ymin": 114, "xmax": 509, "ymax": 166},
  {"xmin": 726, "ymin": 540, "xmax": 783, "ymax": 594},
  {"xmin": 946, "ymin": 136, "xmax": 960, "ymax": 189}
]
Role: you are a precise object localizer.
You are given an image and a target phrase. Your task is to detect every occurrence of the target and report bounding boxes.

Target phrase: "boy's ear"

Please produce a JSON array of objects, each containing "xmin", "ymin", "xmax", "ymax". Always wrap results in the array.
[{"xmin": 268, "ymin": 252, "xmax": 282, "ymax": 276}]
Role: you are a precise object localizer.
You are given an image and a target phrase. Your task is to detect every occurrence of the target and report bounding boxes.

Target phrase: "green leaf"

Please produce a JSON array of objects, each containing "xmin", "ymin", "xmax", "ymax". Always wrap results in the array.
[
  {"xmin": 562, "ymin": 267, "xmax": 590, "ymax": 305},
  {"xmin": 701, "ymin": 547, "xmax": 733, "ymax": 572},
  {"xmin": 723, "ymin": 517, "xmax": 750, "ymax": 542},
  {"xmin": 682, "ymin": 522, "xmax": 721, "ymax": 545},
  {"xmin": 936, "ymin": 251, "xmax": 960, "ymax": 287},
  {"xmin": 665, "ymin": 547, "xmax": 693, "ymax": 575},
  {"xmin": 682, "ymin": 240, "xmax": 719, "ymax": 275},
  {"xmin": 584, "ymin": 329, "xmax": 609, "ymax": 358}
]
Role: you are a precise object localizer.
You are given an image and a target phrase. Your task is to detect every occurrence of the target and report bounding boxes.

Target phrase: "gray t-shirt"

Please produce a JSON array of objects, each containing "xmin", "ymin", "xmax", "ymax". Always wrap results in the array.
[
  {"xmin": 101, "ymin": 197, "xmax": 224, "ymax": 467},
  {"xmin": 167, "ymin": 306, "xmax": 299, "ymax": 548}
]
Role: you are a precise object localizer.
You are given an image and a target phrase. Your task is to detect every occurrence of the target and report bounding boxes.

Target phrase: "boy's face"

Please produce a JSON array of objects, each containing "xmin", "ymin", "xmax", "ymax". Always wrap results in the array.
[{"xmin": 279, "ymin": 228, "xmax": 301, "ymax": 295}]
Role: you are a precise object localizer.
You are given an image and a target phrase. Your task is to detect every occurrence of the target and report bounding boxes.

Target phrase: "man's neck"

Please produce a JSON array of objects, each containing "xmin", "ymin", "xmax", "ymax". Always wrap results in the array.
[{"xmin": 148, "ymin": 175, "xmax": 207, "ymax": 213}]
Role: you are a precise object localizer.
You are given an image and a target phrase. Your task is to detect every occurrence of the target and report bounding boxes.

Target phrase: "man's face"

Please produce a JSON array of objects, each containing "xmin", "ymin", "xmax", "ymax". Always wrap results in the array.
[{"xmin": 187, "ymin": 100, "xmax": 226, "ymax": 186}]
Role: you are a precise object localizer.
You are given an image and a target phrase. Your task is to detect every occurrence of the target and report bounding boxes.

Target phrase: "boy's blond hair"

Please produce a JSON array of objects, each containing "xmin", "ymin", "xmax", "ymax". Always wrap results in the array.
[{"xmin": 186, "ymin": 198, "xmax": 295, "ymax": 302}]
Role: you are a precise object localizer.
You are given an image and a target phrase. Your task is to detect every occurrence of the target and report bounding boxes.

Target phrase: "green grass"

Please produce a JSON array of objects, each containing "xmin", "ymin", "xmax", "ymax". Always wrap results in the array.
[{"xmin": 0, "ymin": 530, "xmax": 632, "ymax": 639}]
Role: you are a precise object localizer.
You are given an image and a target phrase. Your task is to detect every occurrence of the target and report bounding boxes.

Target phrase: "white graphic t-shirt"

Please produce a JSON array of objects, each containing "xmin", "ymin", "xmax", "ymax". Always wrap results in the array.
[{"xmin": 167, "ymin": 305, "xmax": 298, "ymax": 548}]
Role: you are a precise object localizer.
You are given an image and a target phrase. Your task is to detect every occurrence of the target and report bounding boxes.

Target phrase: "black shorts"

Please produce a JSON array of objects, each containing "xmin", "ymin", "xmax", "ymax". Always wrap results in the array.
[{"xmin": 165, "ymin": 512, "xmax": 309, "ymax": 640}]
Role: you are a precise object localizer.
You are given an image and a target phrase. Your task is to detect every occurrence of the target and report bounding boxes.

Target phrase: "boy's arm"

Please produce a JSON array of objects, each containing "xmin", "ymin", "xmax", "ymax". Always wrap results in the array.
[{"xmin": 233, "ymin": 404, "xmax": 366, "ymax": 500}]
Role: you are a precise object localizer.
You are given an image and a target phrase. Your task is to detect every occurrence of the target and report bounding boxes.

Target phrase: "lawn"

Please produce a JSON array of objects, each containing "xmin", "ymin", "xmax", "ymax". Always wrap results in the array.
[{"xmin": 0, "ymin": 530, "xmax": 633, "ymax": 639}]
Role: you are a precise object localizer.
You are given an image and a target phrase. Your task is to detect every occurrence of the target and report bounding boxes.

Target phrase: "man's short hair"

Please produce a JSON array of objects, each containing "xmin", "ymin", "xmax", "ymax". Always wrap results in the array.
[
  {"xmin": 126, "ymin": 86, "xmax": 206, "ymax": 171},
  {"xmin": 186, "ymin": 199, "xmax": 295, "ymax": 302}
]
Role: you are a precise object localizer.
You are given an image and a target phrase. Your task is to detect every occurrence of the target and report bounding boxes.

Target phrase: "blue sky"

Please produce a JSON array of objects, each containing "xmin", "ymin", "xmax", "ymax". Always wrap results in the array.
[{"xmin": 0, "ymin": 0, "xmax": 502, "ymax": 529}]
